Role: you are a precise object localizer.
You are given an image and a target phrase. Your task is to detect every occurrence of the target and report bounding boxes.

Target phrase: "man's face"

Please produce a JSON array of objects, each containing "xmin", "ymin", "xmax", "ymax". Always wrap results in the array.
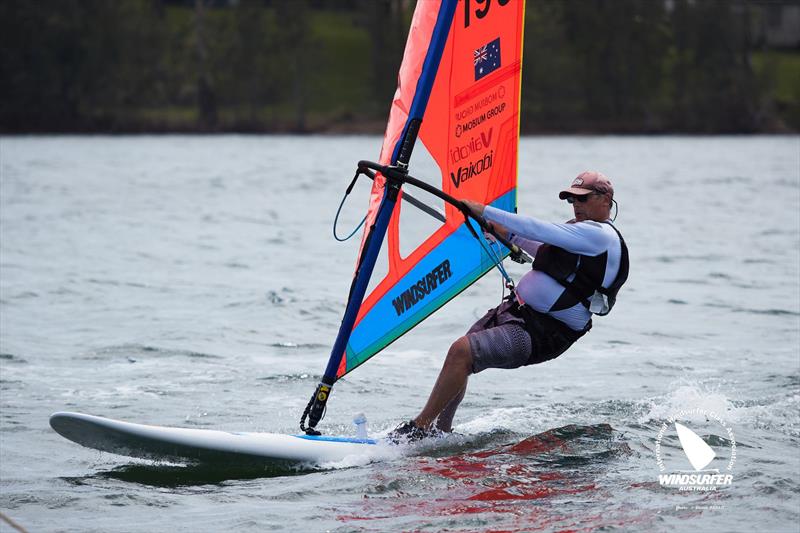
[{"xmin": 569, "ymin": 192, "xmax": 610, "ymax": 222}]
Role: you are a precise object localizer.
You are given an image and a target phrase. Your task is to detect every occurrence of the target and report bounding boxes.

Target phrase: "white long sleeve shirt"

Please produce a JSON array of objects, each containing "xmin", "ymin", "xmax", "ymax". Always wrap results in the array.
[{"xmin": 484, "ymin": 206, "xmax": 623, "ymax": 330}]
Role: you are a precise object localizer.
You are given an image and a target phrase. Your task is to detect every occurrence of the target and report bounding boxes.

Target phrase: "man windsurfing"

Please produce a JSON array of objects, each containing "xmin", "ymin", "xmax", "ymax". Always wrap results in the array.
[{"xmin": 391, "ymin": 171, "xmax": 629, "ymax": 440}]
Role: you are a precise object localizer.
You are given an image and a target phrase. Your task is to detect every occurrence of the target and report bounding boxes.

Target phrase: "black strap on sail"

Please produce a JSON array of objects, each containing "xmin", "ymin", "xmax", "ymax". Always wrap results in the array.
[{"xmin": 357, "ymin": 162, "xmax": 530, "ymax": 264}]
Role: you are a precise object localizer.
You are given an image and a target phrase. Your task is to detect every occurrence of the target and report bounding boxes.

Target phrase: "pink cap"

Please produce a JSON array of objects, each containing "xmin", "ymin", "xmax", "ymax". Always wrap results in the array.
[{"xmin": 558, "ymin": 171, "xmax": 614, "ymax": 199}]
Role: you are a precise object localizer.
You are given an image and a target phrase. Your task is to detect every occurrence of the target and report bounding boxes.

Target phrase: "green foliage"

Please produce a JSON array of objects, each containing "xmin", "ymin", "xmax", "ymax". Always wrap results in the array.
[
  {"xmin": 665, "ymin": 0, "xmax": 759, "ymax": 132},
  {"xmin": 0, "ymin": 0, "xmax": 795, "ymax": 133},
  {"xmin": 752, "ymin": 51, "xmax": 800, "ymax": 130}
]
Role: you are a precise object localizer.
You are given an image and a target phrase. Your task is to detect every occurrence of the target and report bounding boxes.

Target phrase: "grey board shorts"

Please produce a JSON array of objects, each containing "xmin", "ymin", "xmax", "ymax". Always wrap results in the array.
[{"xmin": 466, "ymin": 299, "xmax": 587, "ymax": 373}]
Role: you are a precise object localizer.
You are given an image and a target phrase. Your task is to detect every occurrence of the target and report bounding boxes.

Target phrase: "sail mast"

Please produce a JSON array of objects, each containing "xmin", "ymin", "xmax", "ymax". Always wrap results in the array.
[{"xmin": 301, "ymin": 0, "xmax": 459, "ymax": 434}]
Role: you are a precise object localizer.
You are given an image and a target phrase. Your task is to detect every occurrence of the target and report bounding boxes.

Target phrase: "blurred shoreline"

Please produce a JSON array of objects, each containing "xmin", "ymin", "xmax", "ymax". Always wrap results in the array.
[{"xmin": 3, "ymin": 1, "xmax": 798, "ymax": 136}]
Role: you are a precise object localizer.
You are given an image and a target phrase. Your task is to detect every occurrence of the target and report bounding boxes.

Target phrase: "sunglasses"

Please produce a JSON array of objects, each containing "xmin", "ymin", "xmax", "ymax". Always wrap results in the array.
[{"xmin": 565, "ymin": 194, "xmax": 594, "ymax": 204}]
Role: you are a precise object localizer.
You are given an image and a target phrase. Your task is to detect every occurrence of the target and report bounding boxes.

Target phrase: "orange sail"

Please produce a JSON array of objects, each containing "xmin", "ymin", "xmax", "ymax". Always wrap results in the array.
[{"xmin": 337, "ymin": 0, "xmax": 525, "ymax": 377}]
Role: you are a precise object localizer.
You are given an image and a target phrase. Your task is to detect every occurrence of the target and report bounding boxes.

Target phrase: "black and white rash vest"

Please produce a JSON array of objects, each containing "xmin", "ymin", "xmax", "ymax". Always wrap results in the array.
[{"xmin": 484, "ymin": 206, "xmax": 629, "ymax": 331}]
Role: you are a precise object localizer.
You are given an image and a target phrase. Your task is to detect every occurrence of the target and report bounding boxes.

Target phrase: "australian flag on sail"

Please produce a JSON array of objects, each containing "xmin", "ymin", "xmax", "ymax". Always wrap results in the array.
[{"xmin": 474, "ymin": 37, "xmax": 501, "ymax": 81}]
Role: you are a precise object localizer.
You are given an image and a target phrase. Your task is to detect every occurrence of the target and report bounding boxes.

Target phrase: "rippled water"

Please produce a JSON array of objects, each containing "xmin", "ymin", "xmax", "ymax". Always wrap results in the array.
[{"xmin": 1, "ymin": 135, "xmax": 798, "ymax": 532}]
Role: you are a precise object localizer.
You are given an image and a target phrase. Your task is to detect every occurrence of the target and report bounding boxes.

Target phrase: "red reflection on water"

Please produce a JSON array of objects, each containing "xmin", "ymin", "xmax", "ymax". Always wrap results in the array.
[{"xmin": 337, "ymin": 424, "xmax": 653, "ymax": 530}]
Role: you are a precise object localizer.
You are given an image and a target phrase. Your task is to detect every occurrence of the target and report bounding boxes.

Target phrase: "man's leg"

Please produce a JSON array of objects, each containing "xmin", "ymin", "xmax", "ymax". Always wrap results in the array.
[
  {"xmin": 413, "ymin": 336, "xmax": 472, "ymax": 429},
  {"xmin": 434, "ymin": 384, "xmax": 466, "ymax": 432}
]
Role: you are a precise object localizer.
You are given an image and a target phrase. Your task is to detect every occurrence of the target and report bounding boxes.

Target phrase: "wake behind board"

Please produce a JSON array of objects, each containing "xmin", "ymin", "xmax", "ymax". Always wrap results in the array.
[{"xmin": 50, "ymin": 412, "xmax": 383, "ymax": 467}]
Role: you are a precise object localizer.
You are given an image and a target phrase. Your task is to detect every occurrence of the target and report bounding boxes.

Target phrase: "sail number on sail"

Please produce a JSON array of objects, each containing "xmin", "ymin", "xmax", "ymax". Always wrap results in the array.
[{"xmin": 464, "ymin": 0, "xmax": 512, "ymax": 28}]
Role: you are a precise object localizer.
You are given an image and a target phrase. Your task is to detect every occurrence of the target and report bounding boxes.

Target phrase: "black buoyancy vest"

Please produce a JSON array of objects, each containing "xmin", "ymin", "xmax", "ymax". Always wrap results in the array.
[{"xmin": 531, "ymin": 222, "xmax": 629, "ymax": 316}]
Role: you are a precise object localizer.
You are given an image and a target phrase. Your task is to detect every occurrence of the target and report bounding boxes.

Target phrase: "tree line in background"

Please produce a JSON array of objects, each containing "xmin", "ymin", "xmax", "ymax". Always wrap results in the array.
[{"xmin": 1, "ymin": 0, "xmax": 798, "ymax": 134}]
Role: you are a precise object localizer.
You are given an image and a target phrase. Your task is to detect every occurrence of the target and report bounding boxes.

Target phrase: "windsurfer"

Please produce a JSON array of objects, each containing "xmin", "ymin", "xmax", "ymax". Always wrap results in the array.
[{"xmin": 391, "ymin": 171, "xmax": 629, "ymax": 441}]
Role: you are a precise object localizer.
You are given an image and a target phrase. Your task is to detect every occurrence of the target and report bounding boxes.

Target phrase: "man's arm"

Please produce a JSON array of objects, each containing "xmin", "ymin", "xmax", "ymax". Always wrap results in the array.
[
  {"xmin": 511, "ymin": 235, "xmax": 542, "ymax": 255},
  {"xmin": 481, "ymin": 218, "xmax": 542, "ymax": 255},
  {"xmin": 483, "ymin": 206, "xmax": 609, "ymax": 256}
]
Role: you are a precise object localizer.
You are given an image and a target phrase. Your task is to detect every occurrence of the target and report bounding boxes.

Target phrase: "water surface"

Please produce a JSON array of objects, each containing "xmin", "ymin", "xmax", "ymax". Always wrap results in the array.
[{"xmin": 1, "ymin": 135, "xmax": 798, "ymax": 531}]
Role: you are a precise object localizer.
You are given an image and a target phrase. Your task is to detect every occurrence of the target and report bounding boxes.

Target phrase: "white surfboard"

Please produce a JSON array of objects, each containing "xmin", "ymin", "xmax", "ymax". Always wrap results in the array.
[{"xmin": 50, "ymin": 412, "xmax": 386, "ymax": 467}]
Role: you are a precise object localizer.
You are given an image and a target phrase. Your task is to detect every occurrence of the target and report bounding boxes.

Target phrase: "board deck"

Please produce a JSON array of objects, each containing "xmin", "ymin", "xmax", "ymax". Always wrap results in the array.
[{"xmin": 50, "ymin": 412, "xmax": 383, "ymax": 466}]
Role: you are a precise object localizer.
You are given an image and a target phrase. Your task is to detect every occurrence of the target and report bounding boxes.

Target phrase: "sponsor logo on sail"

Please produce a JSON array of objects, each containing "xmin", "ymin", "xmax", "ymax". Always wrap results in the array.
[
  {"xmin": 391, "ymin": 259, "xmax": 452, "ymax": 316},
  {"xmin": 654, "ymin": 408, "xmax": 737, "ymax": 492},
  {"xmin": 454, "ymin": 85, "xmax": 506, "ymax": 121},
  {"xmin": 450, "ymin": 151, "xmax": 493, "ymax": 189},
  {"xmin": 455, "ymin": 102, "xmax": 506, "ymax": 138},
  {"xmin": 450, "ymin": 128, "xmax": 493, "ymax": 164}
]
